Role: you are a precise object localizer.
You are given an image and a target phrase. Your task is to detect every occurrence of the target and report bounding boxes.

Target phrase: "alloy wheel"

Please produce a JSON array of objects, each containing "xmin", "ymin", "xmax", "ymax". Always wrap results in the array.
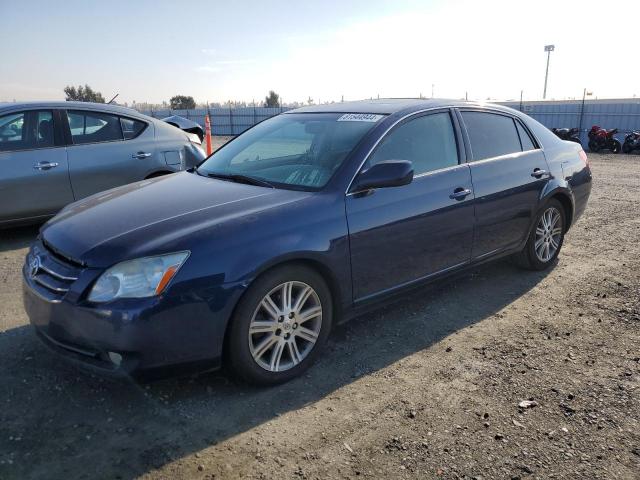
[
  {"xmin": 534, "ymin": 207, "xmax": 563, "ymax": 263},
  {"xmin": 248, "ymin": 281, "xmax": 323, "ymax": 372}
]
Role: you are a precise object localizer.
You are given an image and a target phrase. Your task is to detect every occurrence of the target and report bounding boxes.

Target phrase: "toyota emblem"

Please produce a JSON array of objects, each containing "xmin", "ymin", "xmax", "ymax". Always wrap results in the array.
[{"xmin": 29, "ymin": 255, "xmax": 41, "ymax": 279}]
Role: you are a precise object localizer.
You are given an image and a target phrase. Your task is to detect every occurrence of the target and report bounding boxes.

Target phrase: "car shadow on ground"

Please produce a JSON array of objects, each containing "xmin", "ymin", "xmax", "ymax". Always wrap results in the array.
[{"xmin": 0, "ymin": 258, "xmax": 551, "ymax": 479}]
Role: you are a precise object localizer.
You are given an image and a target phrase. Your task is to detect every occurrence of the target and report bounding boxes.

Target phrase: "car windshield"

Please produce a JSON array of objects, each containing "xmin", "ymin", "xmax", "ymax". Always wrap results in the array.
[{"xmin": 197, "ymin": 112, "xmax": 384, "ymax": 190}]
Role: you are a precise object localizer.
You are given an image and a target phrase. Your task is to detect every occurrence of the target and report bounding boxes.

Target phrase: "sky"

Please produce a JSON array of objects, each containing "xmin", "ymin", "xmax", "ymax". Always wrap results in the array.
[{"xmin": 1, "ymin": 0, "xmax": 638, "ymax": 105}]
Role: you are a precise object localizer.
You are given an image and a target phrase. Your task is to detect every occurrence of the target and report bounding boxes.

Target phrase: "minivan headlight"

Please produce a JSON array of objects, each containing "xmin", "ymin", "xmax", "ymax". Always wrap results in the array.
[{"xmin": 88, "ymin": 252, "xmax": 190, "ymax": 303}]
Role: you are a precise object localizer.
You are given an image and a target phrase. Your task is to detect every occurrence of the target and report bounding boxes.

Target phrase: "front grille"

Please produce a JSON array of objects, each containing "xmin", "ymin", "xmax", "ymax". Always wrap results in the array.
[{"xmin": 26, "ymin": 240, "xmax": 83, "ymax": 302}]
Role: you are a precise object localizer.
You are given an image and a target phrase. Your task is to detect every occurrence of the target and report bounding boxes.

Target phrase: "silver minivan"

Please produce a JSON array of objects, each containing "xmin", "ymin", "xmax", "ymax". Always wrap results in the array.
[{"xmin": 0, "ymin": 101, "xmax": 206, "ymax": 226}]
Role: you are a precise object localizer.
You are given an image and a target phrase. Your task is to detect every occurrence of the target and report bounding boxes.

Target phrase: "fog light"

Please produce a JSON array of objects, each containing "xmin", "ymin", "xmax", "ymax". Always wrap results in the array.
[{"xmin": 108, "ymin": 352, "xmax": 122, "ymax": 366}]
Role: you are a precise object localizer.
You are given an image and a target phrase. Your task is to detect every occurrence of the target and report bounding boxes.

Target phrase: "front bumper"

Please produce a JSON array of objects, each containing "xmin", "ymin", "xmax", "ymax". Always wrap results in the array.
[{"xmin": 22, "ymin": 242, "xmax": 244, "ymax": 377}]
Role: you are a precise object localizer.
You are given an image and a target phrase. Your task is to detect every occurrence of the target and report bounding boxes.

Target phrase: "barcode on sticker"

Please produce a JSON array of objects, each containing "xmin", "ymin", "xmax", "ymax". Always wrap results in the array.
[{"xmin": 337, "ymin": 113, "xmax": 384, "ymax": 122}]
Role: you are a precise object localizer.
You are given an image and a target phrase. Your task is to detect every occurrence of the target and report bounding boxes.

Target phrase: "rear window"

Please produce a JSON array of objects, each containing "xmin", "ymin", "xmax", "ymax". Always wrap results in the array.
[{"xmin": 462, "ymin": 111, "xmax": 522, "ymax": 161}]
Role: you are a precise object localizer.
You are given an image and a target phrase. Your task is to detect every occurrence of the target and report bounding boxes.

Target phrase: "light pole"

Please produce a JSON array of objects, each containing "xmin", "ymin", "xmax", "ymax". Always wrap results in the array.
[
  {"xmin": 543, "ymin": 45, "xmax": 555, "ymax": 99},
  {"xmin": 578, "ymin": 88, "xmax": 593, "ymax": 142}
]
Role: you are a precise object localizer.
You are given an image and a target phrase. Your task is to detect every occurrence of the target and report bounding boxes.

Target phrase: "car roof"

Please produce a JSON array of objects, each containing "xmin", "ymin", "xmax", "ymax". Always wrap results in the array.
[
  {"xmin": 0, "ymin": 101, "xmax": 144, "ymax": 117},
  {"xmin": 287, "ymin": 98, "xmax": 516, "ymax": 116}
]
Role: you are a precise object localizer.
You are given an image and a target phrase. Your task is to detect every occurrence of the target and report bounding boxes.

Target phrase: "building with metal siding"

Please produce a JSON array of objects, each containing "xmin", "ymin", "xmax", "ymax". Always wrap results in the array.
[{"xmin": 141, "ymin": 99, "xmax": 640, "ymax": 144}]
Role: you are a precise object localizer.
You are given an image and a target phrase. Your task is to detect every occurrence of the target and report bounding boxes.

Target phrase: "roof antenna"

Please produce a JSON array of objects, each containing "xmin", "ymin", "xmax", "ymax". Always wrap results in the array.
[{"xmin": 107, "ymin": 93, "xmax": 119, "ymax": 104}]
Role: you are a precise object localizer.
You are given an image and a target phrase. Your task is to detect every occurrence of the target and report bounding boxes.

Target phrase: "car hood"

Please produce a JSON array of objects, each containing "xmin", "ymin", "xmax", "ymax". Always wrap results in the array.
[{"xmin": 41, "ymin": 172, "xmax": 309, "ymax": 267}]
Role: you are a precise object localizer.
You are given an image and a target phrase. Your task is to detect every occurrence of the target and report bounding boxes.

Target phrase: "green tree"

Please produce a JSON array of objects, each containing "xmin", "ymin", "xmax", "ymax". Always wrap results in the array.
[
  {"xmin": 264, "ymin": 90, "xmax": 280, "ymax": 107},
  {"xmin": 170, "ymin": 95, "xmax": 196, "ymax": 110},
  {"xmin": 63, "ymin": 84, "xmax": 105, "ymax": 103}
]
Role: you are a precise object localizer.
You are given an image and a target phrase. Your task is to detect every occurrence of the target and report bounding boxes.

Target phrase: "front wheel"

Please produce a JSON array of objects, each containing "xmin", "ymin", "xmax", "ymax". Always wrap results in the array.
[
  {"xmin": 622, "ymin": 142, "xmax": 633, "ymax": 154},
  {"xmin": 588, "ymin": 139, "xmax": 600, "ymax": 153},
  {"xmin": 513, "ymin": 199, "xmax": 565, "ymax": 271},
  {"xmin": 226, "ymin": 265, "xmax": 332, "ymax": 385}
]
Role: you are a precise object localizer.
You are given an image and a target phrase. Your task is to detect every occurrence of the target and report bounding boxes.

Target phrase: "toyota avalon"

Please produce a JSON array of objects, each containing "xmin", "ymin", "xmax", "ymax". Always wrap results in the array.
[{"xmin": 22, "ymin": 99, "xmax": 592, "ymax": 385}]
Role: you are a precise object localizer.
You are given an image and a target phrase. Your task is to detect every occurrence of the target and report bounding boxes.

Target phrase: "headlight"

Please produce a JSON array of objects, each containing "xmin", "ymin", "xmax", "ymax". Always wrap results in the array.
[{"xmin": 88, "ymin": 252, "xmax": 190, "ymax": 303}]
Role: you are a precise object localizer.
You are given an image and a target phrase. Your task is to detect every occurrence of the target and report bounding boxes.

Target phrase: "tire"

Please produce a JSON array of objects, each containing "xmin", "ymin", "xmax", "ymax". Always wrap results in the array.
[
  {"xmin": 513, "ymin": 199, "xmax": 566, "ymax": 271},
  {"xmin": 226, "ymin": 264, "xmax": 333, "ymax": 385},
  {"xmin": 588, "ymin": 139, "xmax": 599, "ymax": 153},
  {"xmin": 622, "ymin": 142, "xmax": 632, "ymax": 154},
  {"xmin": 611, "ymin": 139, "xmax": 622, "ymax": 154}
]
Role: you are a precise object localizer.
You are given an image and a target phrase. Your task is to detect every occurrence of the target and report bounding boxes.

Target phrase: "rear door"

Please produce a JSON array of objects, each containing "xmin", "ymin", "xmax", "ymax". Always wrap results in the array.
[
  {"xmin": 63, "ymin": 109, "xmax": 156, "ymax": 199},
  {"xmin": 346, "ymin": 110, "xmax": 475, "ymax": 301},
  {"xmin": 0, "ymin": 109, "xmax": 74, "ymax": 223},
  {"xmin": 457, "ymin": 109, "xmax": 550, "ymax": 259}
]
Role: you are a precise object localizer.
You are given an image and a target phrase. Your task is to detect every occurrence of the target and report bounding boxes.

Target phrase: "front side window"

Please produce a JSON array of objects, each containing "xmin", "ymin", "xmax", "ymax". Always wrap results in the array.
[
  {"xmin": 366, "ymin": 112, "xmax": 459, "ymax": 175},
  {"xmin": 0, "ymin": 110, "xmax": 54, "ymax": 152},
  {"xmin": 67, "ymin": 110, "xmax": 123, "ymax": 144},
  {"xmin": 198, "ymin": 113, "xmax": 382, "ymax": 190},
  {"xmin": 461, "ymin": 111, "xmax": 522, "ymax": 161}
]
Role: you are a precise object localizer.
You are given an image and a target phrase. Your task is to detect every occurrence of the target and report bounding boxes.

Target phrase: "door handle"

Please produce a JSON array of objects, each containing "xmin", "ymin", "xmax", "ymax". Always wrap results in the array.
[
  {"xmin": 531, "ymin": 168, "xmax": 550, "ymax": 178},
  {"xmin": 132, "ymin": 152, "xmax": 152, "ymax": 159},
  {"xmin": 33, "ymin": 162, "xmax": 59, "ymax": 170},
  {"xmin": 449, "ymin": 187, "xmax": 472, "ymax": 200}
]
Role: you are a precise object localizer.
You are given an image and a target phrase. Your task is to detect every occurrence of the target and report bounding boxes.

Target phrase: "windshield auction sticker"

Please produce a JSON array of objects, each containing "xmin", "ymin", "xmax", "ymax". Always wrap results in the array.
[{"xmin": 337, "ymin": 113, "xmax": 384, "ymax": 122}]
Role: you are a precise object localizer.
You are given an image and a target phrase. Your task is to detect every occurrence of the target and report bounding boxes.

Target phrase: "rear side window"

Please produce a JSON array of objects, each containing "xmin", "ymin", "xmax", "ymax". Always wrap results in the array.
[
  {"xmin": 515, "ymin": 121, "xmax": 536, "ymax": 151},
  {"xmin": 367, "ymin": 112, "xmax": 458, "ymax": 175},
  {"xmin": 461, "ymin": 111, "xmax": 522, "ymax": 161},
  {"xmin": 0, "ymin": 110, "xmax": 54, "ymax": 152},
  {"xmin": 67, "ymin": 110, "xmax": 123, "ymax": 144},
  {"xmin": 121, "ymin": 117, "xmax": 146, "ymax": 139}
]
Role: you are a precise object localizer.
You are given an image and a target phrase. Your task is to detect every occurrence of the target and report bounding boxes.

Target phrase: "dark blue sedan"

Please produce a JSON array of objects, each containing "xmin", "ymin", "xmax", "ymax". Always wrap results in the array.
[{"xmin": 22, "ymin": 99, "xmax": 592, "ymax": 385}]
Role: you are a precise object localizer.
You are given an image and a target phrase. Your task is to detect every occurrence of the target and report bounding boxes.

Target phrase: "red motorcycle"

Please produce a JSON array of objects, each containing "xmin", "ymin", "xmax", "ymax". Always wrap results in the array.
[{"xmin": 588, "ymin": 125, "xmax": 621, "ymax": 153}]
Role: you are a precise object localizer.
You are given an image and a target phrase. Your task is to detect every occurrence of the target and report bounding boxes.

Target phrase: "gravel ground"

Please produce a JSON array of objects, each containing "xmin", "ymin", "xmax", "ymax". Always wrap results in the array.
[{"xmin": 0, "ymin": 153, "xmax": 638, "ymax": 480}]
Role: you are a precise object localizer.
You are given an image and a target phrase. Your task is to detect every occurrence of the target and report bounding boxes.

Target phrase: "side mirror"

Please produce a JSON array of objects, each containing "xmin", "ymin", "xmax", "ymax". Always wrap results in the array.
[{"xmin": 351, "ymin": 160, "xmax": 414, "ymax": 192}]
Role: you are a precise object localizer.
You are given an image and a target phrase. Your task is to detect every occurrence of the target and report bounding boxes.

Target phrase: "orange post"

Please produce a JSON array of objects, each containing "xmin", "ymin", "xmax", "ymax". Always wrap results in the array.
[{"xmin": 204, "ymin": 114, "xmax": 212, "ymax": 155}]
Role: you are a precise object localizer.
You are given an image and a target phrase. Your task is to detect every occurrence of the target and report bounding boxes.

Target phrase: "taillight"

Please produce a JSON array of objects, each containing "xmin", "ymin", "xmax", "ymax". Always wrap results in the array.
[{"xmin": 579, "ymin": 149, "xmax": 590, "ymax": 168}]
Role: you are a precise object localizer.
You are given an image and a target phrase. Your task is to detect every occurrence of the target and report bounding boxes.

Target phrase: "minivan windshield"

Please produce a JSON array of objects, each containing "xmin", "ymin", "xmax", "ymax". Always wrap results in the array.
[{"xmin": 197, "ymin": 113, "xmax": 384, "ymax": 190}]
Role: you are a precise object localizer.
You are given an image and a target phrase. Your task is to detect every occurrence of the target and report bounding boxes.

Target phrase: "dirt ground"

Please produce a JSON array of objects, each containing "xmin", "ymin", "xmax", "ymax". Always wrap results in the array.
[{"xmin": 0, "ymin": 153, "xmax": 638, "ymax": 480}]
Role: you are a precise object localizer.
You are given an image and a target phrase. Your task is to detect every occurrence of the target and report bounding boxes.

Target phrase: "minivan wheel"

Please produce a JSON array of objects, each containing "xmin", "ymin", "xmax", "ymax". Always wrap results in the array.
[
  {"xmin": 226, "ymin": 265, "xmax": 332, "ymax": 385},
  {"xmin": 513, "ymin": 199, "xmax": 565, "ymax": 271}
]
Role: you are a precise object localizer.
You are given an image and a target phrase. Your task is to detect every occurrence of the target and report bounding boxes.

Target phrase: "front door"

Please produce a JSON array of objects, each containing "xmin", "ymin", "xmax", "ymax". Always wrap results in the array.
[
  {"xmin": 0, "ymin": 109, "xmax": 74, "ymax": 223},
  {"xmin": 346, "ymin": 111, "xmax": 475, "ymax": 301}
]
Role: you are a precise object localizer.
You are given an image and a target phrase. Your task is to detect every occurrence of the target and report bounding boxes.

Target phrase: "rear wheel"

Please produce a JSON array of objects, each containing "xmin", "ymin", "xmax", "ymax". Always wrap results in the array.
[
  {"xmin": 226, "ymin": 265, "xmax": 332, "ymax": 385},
  {"xmin": 514, "ymin": 199, "xmax": 565, "ymax": 271},
  {"xmin": 611, "ymin": 139, "xmax": 622, "ymax": 154}
]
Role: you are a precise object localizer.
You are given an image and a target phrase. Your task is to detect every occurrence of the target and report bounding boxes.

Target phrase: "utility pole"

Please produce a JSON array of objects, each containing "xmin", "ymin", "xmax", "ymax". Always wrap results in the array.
[
  {"xmin": 578, "ymin": 88, "xmax": 592, "ymax": 140},
  {"xmin": 519, "ymin": 90, "xmax": 523, "ymax": 112},
  {"xmin": 543, "ymin": 45, "xmax": 555, "ymax": 99}
]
